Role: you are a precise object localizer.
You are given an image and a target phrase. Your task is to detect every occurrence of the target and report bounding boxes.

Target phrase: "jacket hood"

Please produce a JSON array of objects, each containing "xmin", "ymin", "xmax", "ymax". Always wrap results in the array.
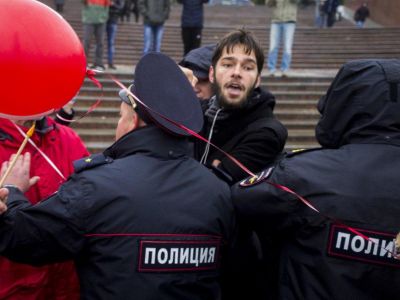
[{"xmin": 316, "ymin": 59, "xmax": 400, "ymax": 148}]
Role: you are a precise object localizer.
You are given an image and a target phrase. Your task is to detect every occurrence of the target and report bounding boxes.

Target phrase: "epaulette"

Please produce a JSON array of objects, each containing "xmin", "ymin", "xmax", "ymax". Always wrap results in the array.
[
  {"xmin": 239, "ymin": 168, "xmax": 273, "ymax": 188},
  {"xmin": 285, "ymin": 147, "xmax": 322, "ymax": 158},
  {"xmin": 73, "ymin": 153, "xmax": 113, "ymax": 173}
]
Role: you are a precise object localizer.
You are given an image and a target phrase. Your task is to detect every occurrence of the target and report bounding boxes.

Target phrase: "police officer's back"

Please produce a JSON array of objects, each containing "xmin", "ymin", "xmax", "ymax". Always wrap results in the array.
[
  {"xmin": 0, "ymin": 53, "xmax": 235, "ymax": 300},
  {"xmin": 232, "ymin": 59, "xmax": 400, "ymax": 299}
]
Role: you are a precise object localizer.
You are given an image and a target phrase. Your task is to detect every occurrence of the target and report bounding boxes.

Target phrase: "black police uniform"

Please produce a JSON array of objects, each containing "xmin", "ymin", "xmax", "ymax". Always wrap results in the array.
[
  {"xmin": 232, "ymin": 59, "xmax": 400, "ymax": 299},
  {"xmin": 0, "ymin": 126, "xmax": 234, "ymax": 300},
  {"xmin": 0, "ymin": 53, "xmax": 235, "ymax": 300}
]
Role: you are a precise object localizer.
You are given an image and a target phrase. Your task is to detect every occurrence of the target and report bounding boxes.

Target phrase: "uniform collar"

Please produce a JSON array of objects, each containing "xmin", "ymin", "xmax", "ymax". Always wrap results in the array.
[{"xmin": 104, "ymin": 125, "xmax": 191, "ymax": 159}]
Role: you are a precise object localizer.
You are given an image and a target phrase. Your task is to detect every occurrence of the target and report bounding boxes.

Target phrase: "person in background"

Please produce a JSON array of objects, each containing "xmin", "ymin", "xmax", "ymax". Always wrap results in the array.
[
  {"xmin": 132, "ymin": 0, "xmax": 139, "ymax": 22},
  {"xmin": 267, "ymin": 0, "xmax": 299, "ymax": 77},
  {"xmin": 354, "ymin": 2, "xmax": 369, "ymax": 28},
  {"xmin": 177, "ymin": 0, "xmax": 209, "ymax": 56},
  {"xmin": 82, "ymin": 0, "xmax": 110, "ymax": 71},
  {"xmin": 107, "ymin": 0, "xmax": 124, "ymax": 70},
  {"xmin": 0, "ymin": 52, "xmax": 234, "ymax": 300},
  {"xmin": 321, "ymin": 0, "xmax": 339, "ymax": 27},
  {"xmin": 314, "ymin": 0, "xmax": 324, "ymax": 27},
  {"xmin": 0, "ymin": 114, "xmax": 89, "ymax": 300},
  {"xmin": 232, "ymin": 59, "xmax": 400, "ymax": 299},
  {"xmin": 138, "ymin": 0, "xmax": 170, "ymax": 54},
  {"xmin": 179, "ymin": 44, "xmax": 215, "ymax": 100},
  {"xmin": 54, "ymin": 0, "xmax": 65, "ymax": 13},
  {"xmin": 120, "ymin": 0, "xmax": 132, "ymax": 22}
]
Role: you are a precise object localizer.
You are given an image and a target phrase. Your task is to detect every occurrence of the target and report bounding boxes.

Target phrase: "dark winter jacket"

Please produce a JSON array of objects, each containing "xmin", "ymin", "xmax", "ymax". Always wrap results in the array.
[
  {"xmin": 354, "ymin": 5, "xmax": 369, "ymax": 22},
  {"xmin": 194, "ymin": 87, "xmax": 287, "ymax": 184},
  {"xmin": 108, "ymin": 0, "xmax": 125, "ymax": 23},
  {"xmin": 0, "ymin": 126, "xmax": 235, "ymax": 300},
  {"xmin": 232, "ymin": 59, "xmax": 400, "ymax": 299},
  {"xmin": 177, "ymin": 0, "xmax": 209, "ymax": 28},
  {"xmin": 138, "ymin": 0, "xmax": 170, "ymax": 26},
  {"xmin": 321, "ymin": 0, "xmax": 339, "ymax": 14}
]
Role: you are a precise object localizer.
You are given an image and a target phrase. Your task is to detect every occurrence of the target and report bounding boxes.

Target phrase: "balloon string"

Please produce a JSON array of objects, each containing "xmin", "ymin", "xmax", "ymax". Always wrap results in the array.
[
  {"xmin": 111, "ymin": 76, "xmax": 256, "ymax": 178},
  {"xmin": 55, "ymin": 69, "xmax": 103, "ymax": 123},
  {"xmin": 268, "ymin": 181, "xmax": 397, "ymax": 257},
  {"xmin": 13, "ymin": 123, "xmax": 66, "ymax": 181},
  {"xmin": 109, "ymin": 76, "xmax": 396, "ymax": 257}
]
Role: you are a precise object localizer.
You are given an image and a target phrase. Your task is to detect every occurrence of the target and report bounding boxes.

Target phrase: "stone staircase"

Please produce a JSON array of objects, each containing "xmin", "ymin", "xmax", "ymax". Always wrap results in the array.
[{"xmin": 37, "ymin": 0, "xmax": 400, "ymax": 153}]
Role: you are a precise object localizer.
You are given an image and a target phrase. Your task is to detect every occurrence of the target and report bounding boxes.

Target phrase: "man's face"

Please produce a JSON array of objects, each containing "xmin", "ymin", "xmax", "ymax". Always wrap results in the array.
[
  {"xmin": 194, "ymin": 78, "xmax": 213, "ymax": 100},
  {"xmin": 115, "ymin": 102, "xmax": 135, "ymax": 141},
  {"xmin": 210, "ymin": 44, "xmax": 260, "ymax": 109}
]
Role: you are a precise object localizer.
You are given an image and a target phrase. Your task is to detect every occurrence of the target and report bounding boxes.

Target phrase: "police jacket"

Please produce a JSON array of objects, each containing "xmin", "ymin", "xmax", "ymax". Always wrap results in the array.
[
  {"xmin": 194, "ymin": 87, "xmax": 288, "ymax": 184},
  {"xmin": 0, "ymin": 125, "xmax": 235, "ymax": 300},
  {"xmin": 232, "ymin": 60, "xmax": 400, "ymax": 299}
]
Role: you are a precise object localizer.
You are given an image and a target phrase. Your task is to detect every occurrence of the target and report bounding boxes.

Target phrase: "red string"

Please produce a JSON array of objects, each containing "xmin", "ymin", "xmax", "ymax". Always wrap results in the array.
[
  {"xmin": 55, "ymin": 69, "xmax": 103, "ymax": 123},
  {"xmin": 111, "ymin": 76, "xmax": 256, "ymax": 178},
  {"xmin": 110, "ymin": 76, "xmax": 398, "ymax": 256}
]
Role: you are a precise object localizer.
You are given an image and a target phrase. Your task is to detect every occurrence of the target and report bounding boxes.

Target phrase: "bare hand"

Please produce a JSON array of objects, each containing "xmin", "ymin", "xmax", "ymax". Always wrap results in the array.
[
  {"xmin": 179, "ymin": 66, "xmax": 198, "ymax": 88},
  {"xmin": 62, "ymin": 97, "xmax": 77, "ymax": 114},
  {"xmin": 1, "ymin": 153, "xmax": 40, "ymax": 193},
  {"xmin": 0, "ymin": 188, "xmax": 8, "ymax": 214},
  {"xmin": 212, "ymin": 159, "xmax": 221, "ymax": 168}
]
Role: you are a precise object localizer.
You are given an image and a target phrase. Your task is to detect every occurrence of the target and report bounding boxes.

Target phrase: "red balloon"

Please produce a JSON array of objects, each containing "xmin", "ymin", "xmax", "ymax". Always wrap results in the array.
[{"xmin": 0, "ymin": 0, "xmax": 86, "ymax": 119}]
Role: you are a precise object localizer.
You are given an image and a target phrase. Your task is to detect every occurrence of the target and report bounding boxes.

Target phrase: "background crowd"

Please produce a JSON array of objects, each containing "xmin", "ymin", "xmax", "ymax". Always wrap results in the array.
[{"xmin": 0, "ymin": 1, "xmax": 397, "ymax": 300}]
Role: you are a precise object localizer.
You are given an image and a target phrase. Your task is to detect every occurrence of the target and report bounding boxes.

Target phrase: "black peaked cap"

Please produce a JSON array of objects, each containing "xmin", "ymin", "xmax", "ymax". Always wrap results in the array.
[{"xmin": 121, "ymin": 52, "xmax": 204, "ymax": 137}]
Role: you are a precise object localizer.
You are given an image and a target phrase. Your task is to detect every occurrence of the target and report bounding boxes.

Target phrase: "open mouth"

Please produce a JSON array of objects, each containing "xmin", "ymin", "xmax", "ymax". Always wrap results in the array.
[{"xmin": 225, "ymin": 82, "xmax": 243, "ymax": 96}]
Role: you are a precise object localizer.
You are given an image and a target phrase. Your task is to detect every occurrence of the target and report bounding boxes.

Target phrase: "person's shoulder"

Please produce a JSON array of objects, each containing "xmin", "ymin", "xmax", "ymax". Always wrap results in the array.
[
  {"xmin": 73, "ymin": 153, "xmax": 114, "ymax": 174},
  {"xmin": 285, "ymin": 147, "xmax": 323, "ymax": 158}
]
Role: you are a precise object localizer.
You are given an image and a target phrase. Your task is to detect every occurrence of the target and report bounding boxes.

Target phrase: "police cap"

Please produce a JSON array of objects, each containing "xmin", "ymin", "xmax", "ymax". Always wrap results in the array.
[{"xmin": 119, "ymin": 52, "xmax": 204, "ymax": 137}]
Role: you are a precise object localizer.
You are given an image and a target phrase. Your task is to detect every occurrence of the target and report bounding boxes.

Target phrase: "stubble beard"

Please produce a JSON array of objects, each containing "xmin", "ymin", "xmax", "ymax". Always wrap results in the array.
[{"xmin": 212, "ymin": 75, "xmax": 256, "ymax": 110}]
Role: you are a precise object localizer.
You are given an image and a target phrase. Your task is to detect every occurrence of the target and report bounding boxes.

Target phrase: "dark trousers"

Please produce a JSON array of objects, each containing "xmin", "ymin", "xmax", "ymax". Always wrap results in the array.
[
  {"xmin": 327, "ymin": 12, "xmax": 336, "ymax": 27},
  {"xmin": 83, "ymin": 23, "xmax": 106, "ymax": 67},
  {"xmin": 181, "ymin": 27, "xmax": 202, "ymax": 56}
]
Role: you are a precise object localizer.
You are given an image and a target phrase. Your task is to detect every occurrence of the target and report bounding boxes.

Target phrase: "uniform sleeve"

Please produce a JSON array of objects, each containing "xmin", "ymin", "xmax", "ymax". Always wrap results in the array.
[
  {"xmin": 219, "ymin": 127, "xmax": 285, "ymax": 183},
  {"xmin": 0, "ymin": 177, "xmax": 89, "ymax": 266},
  {"xmin": 231, "ymin": 163, "xmax": 304, "ymax": 234}
]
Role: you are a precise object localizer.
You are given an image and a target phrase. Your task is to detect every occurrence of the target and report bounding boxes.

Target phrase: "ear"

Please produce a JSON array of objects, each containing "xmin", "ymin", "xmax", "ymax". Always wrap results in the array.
[
  {"xmin": 131, "ymin": 110, "xmax": 140, "ymax": 131},
  {"xmin": 255, "ymin": 75, "xmax": 261, "ymax": 88},
  {"xmin": 209, "ymin": 66, "xmax": 215, "ymax": 84}
]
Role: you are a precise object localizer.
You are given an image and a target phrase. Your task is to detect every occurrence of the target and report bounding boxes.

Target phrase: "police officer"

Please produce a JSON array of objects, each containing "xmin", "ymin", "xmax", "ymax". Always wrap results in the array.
[
  {"xmin": 0, "ymin": 53, "xmax": 235, "ymax": 300},
  {"xmin": 232, "ymin": 59, "xmax": 400, "ymax": 299}
]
